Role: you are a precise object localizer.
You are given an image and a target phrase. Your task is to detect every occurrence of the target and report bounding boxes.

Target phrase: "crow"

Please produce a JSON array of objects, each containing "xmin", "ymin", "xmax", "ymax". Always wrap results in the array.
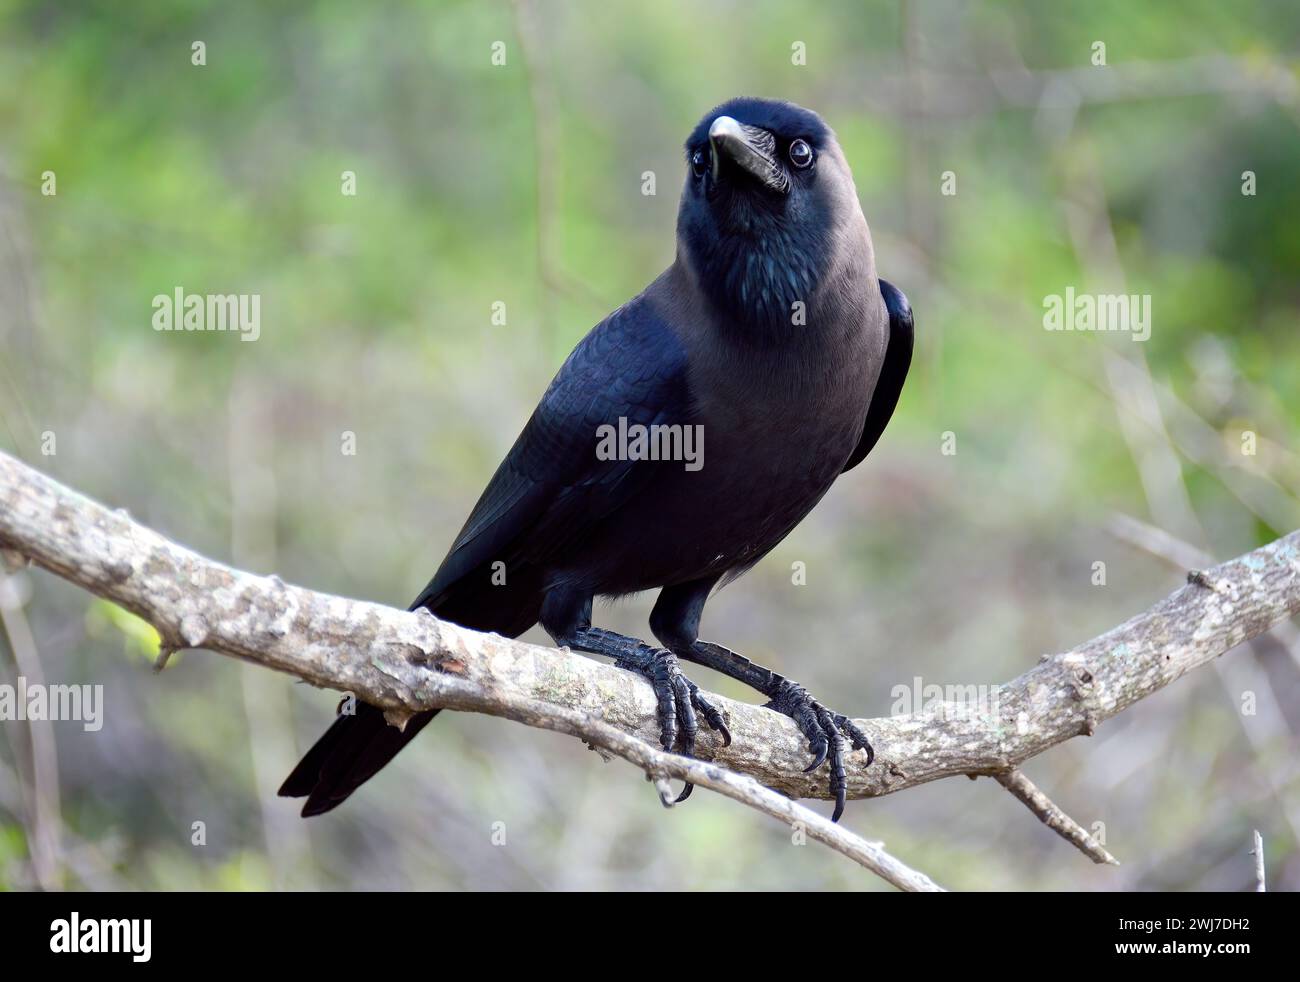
[{"xmin": 280, "ymin": 97, "xmax": 913, "ymax": 822}]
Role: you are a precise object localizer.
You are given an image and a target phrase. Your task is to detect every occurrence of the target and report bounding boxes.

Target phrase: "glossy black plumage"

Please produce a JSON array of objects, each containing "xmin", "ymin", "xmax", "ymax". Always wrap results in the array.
[
  {"xmin": 281, "ymin": 97, "xmax": 913, "ymax": 820},
  {"xmin": 844, "ymin": 279, "xmax": 913, "ymax": 473}
]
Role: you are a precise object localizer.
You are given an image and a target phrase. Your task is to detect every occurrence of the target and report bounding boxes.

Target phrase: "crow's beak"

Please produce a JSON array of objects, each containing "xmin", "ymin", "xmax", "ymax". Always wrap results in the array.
[{"xmin": 708, "ymin": 116, "xmax": 789, "ymax": 194}]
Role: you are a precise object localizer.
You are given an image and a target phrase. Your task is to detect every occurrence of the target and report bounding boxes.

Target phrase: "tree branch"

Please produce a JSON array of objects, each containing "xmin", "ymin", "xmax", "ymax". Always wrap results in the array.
[
  {"xmin": 3, "ymin": 448, "xmax": 1300, "ymax": 885},
  {"xmin": 994, "ymin": 768, "xmax": 1118, "ymax": 866}
]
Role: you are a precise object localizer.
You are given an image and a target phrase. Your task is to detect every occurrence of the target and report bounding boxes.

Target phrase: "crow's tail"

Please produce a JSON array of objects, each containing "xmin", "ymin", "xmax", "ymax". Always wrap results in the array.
[
  {"xmin": 278, "ymin": 702, "xmax": 440, "ymax": 816},
  {"xmin": 278, "ymin": 570, "xmax": 545, "ymax": 817}
]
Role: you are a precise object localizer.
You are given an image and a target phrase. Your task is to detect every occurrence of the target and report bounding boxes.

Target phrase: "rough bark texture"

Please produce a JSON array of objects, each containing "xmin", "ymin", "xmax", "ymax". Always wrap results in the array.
[{"xmin": 3, "ymin": 448, "xmax": 1299, "ymax": 807}]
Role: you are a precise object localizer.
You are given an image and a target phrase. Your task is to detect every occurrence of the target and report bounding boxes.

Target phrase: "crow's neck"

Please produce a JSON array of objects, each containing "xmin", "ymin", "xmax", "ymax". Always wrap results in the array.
[{"xmin": 698, "ymin": 224, "xmax": 828, "ymax": 341}]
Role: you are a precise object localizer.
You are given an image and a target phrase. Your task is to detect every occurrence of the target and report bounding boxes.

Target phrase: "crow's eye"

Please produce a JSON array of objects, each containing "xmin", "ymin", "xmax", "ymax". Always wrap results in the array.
[
  {"xmin": 690, "ymin": 148, "xmax": 708, "ymax": 178},
  {"xmin": 788, "ymin": 139, "xmax": 814, "ymax": 169}
]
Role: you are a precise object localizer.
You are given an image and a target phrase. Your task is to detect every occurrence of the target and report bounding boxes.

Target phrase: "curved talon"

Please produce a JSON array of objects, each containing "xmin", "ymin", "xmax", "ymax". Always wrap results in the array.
[
  {"xmin": 823, "ymin": 723, "xmax": 852, "ymax": 823},
  {"xmin": 803, "ymin": 739, "xmax": 829, "ymax": 772},
  {"xmin": 674, "ymin": 782, "xmax": 694, "ymax": 804},
  {"xmin": 833, "ymin": 712, "xmax": 876, "ymax": 764},
  {"xmin": 831, "ymin": 789, "xmax": 847, "ymax": 823},
  {"xmin": 687, "ymin": 683, "xmax": 731, "ymax": 746},
  {"xmin": 715, "ymin": 721, "xmax": 733, "ymax": 747}
]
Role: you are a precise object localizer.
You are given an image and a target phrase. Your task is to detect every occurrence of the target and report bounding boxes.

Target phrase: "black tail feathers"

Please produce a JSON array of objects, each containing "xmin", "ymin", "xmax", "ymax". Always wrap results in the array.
[
  {"xmin": 280, "ymin": 572, "xmax": 541, "ymax": 817},
  {"xmin": 278, "ymin": 702, "xmax": 440, "ymax": 817}
]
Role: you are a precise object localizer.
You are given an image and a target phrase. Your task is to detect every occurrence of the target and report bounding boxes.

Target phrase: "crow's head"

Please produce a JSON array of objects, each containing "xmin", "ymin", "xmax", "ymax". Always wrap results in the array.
[{"xmin": 677, "ymin": 97, "xmax": 868, "ymax": 331}]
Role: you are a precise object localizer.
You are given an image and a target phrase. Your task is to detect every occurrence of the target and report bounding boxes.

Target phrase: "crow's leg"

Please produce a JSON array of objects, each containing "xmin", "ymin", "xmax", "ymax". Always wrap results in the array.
[
  {"xmin": 541, "ymin": 588, "xmax": 730, "ymax": 802},
  {"xmin": 651, "ymin": 578, "xmax": 873, "ymax": 822}
]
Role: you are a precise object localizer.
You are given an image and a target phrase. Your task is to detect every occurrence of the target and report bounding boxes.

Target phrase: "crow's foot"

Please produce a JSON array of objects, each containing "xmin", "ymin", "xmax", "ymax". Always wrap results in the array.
[
  {"xmin": 615, "ymin": 646, "xmax": 731, "ymax": 803},
  {"xmin": 765, "ymin": 679, "xmax": 873, "ymax": 822}
]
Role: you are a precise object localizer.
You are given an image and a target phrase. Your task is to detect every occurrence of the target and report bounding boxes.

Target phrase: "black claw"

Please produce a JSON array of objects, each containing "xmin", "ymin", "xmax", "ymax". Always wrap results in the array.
[
  {"xmin": 767, "ymin": 679, "xmax": 874, "ymax": 822},
  {"xmin": 834, "ymin": 712, "xmax": 875, "ymax": 765},
  {"xmin": 615, "ymin": 648, "xmax": 720, "ymax": 809},
  {"xmin": 690, "ymin": 687, "xmax": 731, "ymax": 746},
  {"xmin": 804, "ymin": 738, "xmax": 829, "ymax": 772},
  {"xmin": 823, "ymin": 719, "xmax": 847, "ymax": 823}
]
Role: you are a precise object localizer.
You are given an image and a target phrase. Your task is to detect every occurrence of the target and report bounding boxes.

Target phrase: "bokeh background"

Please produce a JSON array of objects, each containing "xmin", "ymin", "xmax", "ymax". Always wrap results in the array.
[{"xmin": 1, "ymin": 0, "xmax": 1298, "ymax": 891}]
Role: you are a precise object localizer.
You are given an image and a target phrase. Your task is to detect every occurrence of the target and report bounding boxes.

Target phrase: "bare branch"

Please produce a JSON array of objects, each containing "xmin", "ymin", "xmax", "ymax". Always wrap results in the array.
[
  {"xmin": 0, "ymin": 451, "xmax": 940, "ymax": 891},
  {"xmin": 994, "ymin": 769, "xmax": 1119, "ymax": 866},
  {"xmin": 466, "ymin": 690, "xmax": 943, "ymax": 890},
  {"xmin": 840, "ymin": 54, "xmax": 1299, "ymax": 122},
  {"xmin": 3, "ymin": 449, "xmax": 1300, "ymax": 883}
]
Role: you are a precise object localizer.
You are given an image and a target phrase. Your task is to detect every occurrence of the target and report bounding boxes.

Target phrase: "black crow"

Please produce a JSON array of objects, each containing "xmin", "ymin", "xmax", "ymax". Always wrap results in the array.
[{"xmin": 280, "ymin": 97, "xmax": 913, "ymax": 821}]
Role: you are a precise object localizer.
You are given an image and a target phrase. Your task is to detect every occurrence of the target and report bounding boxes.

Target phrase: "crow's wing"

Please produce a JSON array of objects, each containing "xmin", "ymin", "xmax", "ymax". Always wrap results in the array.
[
  {"xmin": 288, "ymin": 299, "xmax": 692, "ymax": 815},
  {"xmin": 842, "ymin": 278, "xmax": 913, "ymax": 473},
  {"xmin": 412, "ymin": 296, "xmax": 692, "ymax": 610}
]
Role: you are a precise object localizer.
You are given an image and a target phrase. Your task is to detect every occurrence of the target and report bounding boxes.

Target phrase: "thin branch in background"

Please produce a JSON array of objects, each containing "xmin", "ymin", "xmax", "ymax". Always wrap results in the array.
[
  {"xmin": 0, "ymin": 570, "xmax": 63, "ymax": 889},
  {"xmin": 0, "ymin": 181, "xmax": 51, "ymax": 457},
  {"xmin": 1150, "ymin": 374, "xmax": 1300, "ymax": 535},
  {"xmin": 0, "ymin": 755, "xmax": 122, "ymax": 890},
  {"xmin": 1107, "ymin": 513, "xmax": 1210, "ymax": 573},
  {"xmin": 509, "ymin": 0, "xmax": 613, "ymax": 339},
  {"xmin": 839, "ymin": 53, "xmax": 1300, "ymax": 125},
  {"xmin": 1252, "ymin": 829, "xmax": 1266, "ymax": 892},
  {"xmin": 227, "ymin": 375, "xmax": 316, "ymax": 890},
  {"xmin": 964, "ymin": 282, "xmax": 1300, "ymax": 555},
  {"xmin": 994, "ymin": 769, "xmax": 1119, "ymax": 866}
]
